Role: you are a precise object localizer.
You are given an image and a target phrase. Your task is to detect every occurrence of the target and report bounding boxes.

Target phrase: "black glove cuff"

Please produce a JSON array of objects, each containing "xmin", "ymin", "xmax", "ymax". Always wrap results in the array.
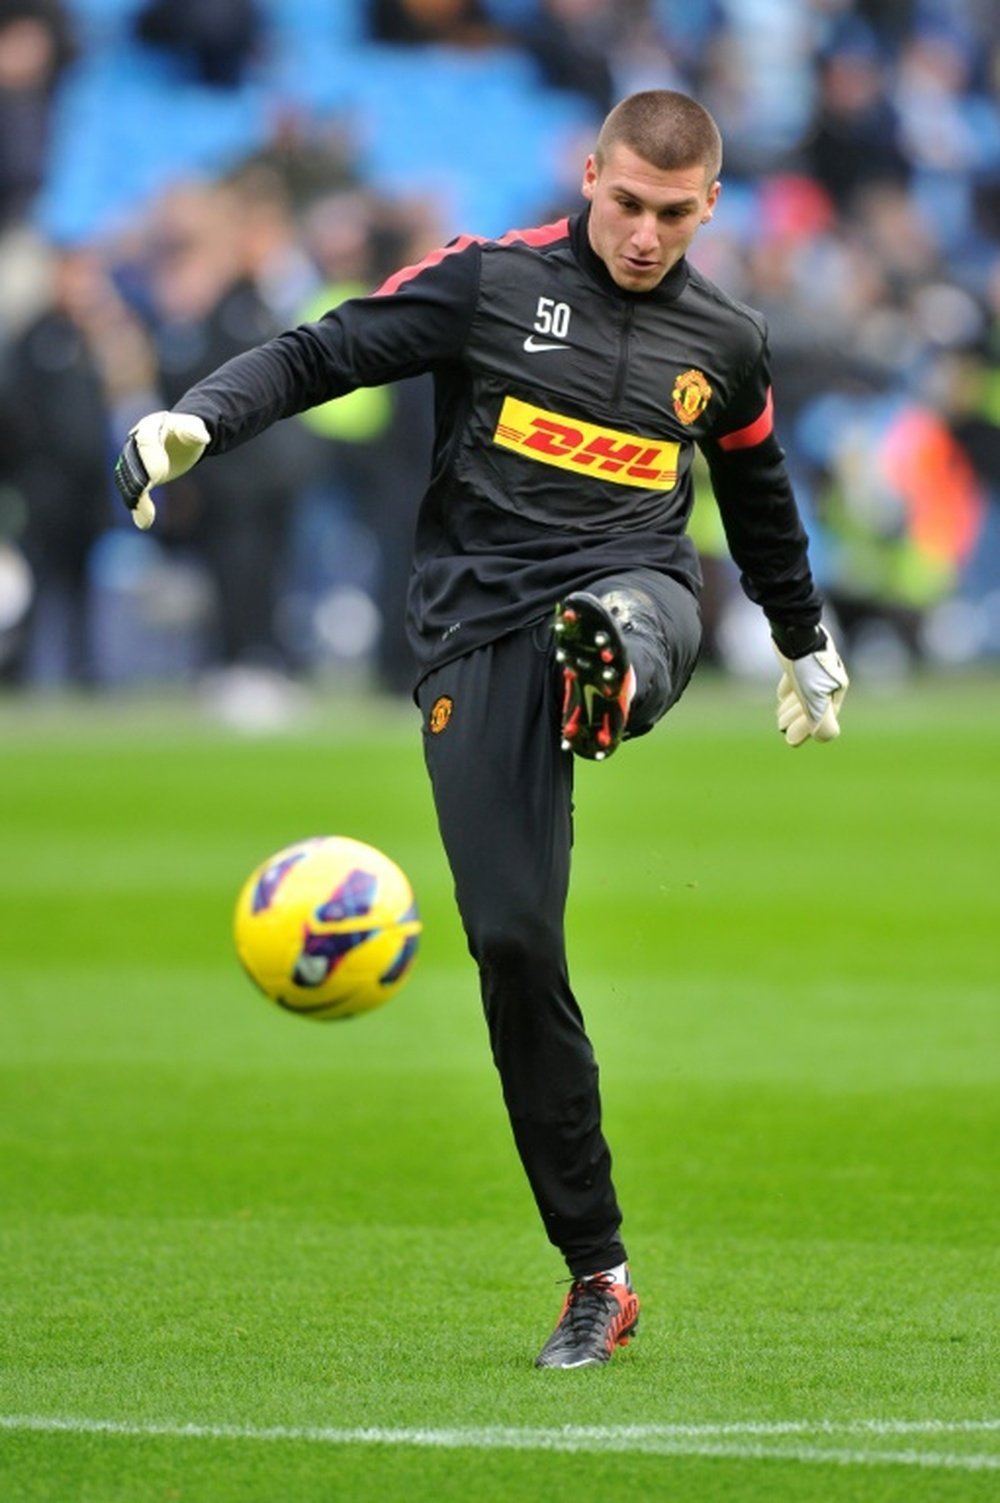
[
  {"xmin": 771, "ymin": 621, "xmax": 827, "ymax": 659},
  {"xmin": 113, "ymin": 436, "xmax": 150, "ymax": 508}
]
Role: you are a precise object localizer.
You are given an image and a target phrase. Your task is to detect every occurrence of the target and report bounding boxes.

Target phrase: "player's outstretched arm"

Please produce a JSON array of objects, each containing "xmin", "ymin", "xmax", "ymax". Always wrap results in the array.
[
  {"xmin": 113, "ymin": 410, "xmax": 210, "ymax": 529},
  {"xmin": 771, "ymin": 625, "xmax": 849, "ymax": 746}
]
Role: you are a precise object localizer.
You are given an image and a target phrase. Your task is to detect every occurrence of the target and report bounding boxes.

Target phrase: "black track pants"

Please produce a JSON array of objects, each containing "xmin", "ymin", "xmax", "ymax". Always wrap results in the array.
[{"xmin": 416, "ymin": 572, "xmax": 701, "ymax": 1276}]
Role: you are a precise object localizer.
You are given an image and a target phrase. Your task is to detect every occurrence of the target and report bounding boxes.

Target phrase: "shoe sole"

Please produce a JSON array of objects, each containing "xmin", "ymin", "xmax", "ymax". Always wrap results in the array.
[{"xmin": 554, "ymin": 593, "xmax": 631, "ymax": 761}]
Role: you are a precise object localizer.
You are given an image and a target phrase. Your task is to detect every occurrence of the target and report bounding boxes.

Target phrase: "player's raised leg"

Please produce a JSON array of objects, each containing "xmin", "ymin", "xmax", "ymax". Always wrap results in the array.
[{"xmin": 556, "ymin": 569, "xmax": 702, "ymax": 760}]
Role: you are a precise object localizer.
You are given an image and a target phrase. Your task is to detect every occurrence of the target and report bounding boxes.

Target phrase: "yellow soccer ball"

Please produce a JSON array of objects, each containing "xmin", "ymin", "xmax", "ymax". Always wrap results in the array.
[{"xmin": 233, "ymin": 836, "xmax": 421, "ymax": 1021}]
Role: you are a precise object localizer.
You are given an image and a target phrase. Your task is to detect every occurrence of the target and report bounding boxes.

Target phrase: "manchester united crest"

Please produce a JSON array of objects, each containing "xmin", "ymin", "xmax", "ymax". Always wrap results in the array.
[
  {"xmin": 428, "ymin": 695, "xmax": 454, "ymax": 734},
  {"xmin": 672, "ymin": 368, "xmax": 712, "ymax": 426}
]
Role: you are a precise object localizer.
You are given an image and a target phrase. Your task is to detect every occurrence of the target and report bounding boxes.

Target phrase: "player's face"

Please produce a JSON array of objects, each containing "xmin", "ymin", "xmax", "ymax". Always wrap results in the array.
[{"xmin": 582, "ymin": 143, "xmax": 720, "ymax": 292}]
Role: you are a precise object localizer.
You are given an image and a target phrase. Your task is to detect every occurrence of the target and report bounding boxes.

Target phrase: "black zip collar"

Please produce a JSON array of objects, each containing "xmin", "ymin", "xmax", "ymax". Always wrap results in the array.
[{"xmin": 570, "ymin": 208, "xmax": 690, "ymax": 304}]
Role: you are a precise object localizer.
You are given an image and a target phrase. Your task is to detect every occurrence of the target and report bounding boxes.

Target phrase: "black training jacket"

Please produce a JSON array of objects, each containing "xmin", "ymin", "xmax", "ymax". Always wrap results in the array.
[{"xmin": 176, "ymin": 209, "xmax": 823, "ymax": 680}]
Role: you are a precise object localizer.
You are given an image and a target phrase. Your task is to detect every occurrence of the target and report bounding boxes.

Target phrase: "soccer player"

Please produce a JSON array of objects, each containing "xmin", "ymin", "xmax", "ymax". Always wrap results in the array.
[{"xmin": 114, "ymin": 90, "xmax": 848, "ymax": 1368}]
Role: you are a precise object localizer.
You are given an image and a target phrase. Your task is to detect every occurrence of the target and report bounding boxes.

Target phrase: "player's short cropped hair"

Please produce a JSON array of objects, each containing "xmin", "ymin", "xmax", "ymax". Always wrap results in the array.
[{"xmin": 595, "ymin": 91, "xmax": 723, "ymax": 184}]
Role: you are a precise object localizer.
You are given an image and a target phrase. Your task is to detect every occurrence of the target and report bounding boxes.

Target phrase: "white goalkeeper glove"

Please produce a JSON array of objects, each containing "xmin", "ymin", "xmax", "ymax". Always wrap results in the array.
[
  {"xmin": 773, "ymin": 628, "xmax": 849, "ymax": 746},
  {"xmin": 113, "ymin": 410, "xmax": 210, "ymax": 529}
]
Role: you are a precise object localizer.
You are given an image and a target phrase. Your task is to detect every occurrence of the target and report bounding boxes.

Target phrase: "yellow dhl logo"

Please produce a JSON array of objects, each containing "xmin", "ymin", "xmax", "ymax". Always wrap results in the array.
[{"xmin": 493, "ymin": 396, "xmax": 679, "ymax": 491}]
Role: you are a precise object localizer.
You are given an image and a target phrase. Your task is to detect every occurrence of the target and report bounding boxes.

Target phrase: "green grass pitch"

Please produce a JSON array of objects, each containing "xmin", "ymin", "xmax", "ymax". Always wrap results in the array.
[{"xmin": 1, "ymin": 673, "xmax": 998, "ymax": 1502}]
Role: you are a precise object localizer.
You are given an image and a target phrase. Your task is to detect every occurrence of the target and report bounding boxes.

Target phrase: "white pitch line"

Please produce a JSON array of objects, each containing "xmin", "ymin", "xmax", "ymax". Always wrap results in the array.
[{"xmin": 2, "ymin": 1414, "xmax": 1000, "ymax": 1471}]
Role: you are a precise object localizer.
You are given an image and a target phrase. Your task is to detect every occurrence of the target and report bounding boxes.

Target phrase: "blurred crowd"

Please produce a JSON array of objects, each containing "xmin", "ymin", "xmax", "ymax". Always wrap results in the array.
[{"xmin": 0, "ymin": 0, "xmax": 998, "ymax": 719}]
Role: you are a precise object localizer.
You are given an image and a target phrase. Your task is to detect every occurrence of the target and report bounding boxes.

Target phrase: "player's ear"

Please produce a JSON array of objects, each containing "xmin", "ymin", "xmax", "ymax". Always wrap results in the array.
[
  {"xmin": 581, "ymin": 154, "xmax": 598, "ymax": 201},
  {"xmin": 700, "ymin": 180, "xmax": 721, "ymax": 224}
]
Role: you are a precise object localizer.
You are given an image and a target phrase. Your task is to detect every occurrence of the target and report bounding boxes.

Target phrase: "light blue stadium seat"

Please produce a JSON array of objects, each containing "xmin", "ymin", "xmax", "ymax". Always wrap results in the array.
[
  {"xmin": 37, "ymin": 41, "xmax": 268, "ymax": 241},
  {"xmin": 40, "ymin": 19, "xmax": 600, "ymax": 242},
  {"xmin": 330, "ymin": 45, "xmax": 595, "ymax": 234}
]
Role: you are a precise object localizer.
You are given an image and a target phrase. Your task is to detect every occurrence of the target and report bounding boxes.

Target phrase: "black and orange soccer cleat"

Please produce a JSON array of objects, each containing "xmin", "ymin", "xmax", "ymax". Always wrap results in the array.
[
  {"xmin": 554, "ymin": 592, "xmax": 635, "ymax": 761},
  {"xmin": 535, "ymin": 1271, "xmax": 640, "ymax": 1369}
]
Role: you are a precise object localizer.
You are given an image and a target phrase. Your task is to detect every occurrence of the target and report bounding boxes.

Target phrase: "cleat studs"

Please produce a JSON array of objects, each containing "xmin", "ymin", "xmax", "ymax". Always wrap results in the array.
[{"xmin": 553, "ymin": 598, "xmax": 628, "ymax": 762}]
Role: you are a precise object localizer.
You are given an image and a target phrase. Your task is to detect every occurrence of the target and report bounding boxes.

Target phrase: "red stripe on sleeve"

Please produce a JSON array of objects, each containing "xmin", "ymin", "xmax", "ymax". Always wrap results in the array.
[
  {"xmin": 496, "ymin": 218, "xmax": 569, "ymax": 248},
  {"xmin": 374, "ymin": 234, "xmax": 482, "ymax": 297},
  {"xmin": 374, "ymin": 218, "xmax": 570, "ymax": 297},
  {"xmin": 717, "ymin": 387, "xmax": 774, "ymax": 451}
]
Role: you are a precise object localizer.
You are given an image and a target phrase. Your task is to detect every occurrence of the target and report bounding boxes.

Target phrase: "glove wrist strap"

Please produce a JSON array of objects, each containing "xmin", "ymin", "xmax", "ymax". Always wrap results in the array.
[
  {"xmin": 771, "ymin": 621, "xmax": 826, "ymax": 659},
  {"xmin": 113, "ymin": 437, "xmax": 150, "ymax": 507}
]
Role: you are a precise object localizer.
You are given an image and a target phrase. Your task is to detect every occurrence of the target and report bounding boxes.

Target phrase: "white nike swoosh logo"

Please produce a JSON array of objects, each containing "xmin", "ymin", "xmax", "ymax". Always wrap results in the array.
[{"xmin": 523, "ymin": 335, "xmax": 569, "ymax": 353}]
